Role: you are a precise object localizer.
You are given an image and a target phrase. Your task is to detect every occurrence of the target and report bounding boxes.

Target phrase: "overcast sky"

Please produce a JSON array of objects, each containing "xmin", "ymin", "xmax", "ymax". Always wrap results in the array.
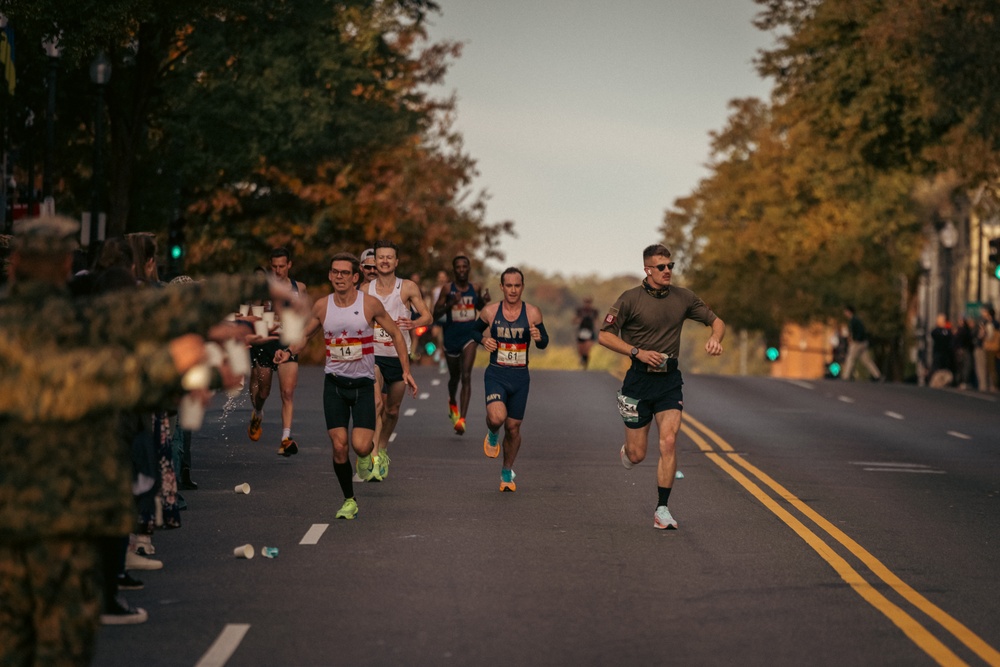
[{"xmin": 426, "ymin": 0, "xmax": 775, "ymax": 279}]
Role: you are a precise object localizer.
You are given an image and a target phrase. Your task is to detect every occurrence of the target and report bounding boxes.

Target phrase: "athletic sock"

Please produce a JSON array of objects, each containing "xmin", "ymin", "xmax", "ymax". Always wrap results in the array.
[
  {"xmin": 333, "ymin": 461, "xmax": 354, "ymax": 498},
  {"xmin": 657, "ymin": 486, "xmax": 672, "ymax": 509},
  {"xmin": 282, "ymin": 428, "xmax": 291, "ymax": 440}
]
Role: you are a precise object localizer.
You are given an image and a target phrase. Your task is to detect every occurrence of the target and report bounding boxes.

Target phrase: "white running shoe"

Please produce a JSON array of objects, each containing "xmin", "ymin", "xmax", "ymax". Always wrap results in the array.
[
  {"xmin": 620, "ymin": 444, "xmax": 634, "ymax": 470},
  {"xmin": 126, "ymin": 551, "xmax": 163, "ymax": 571},
  {"xmin": 654, "ymin": 505, "xmax": 678, "ymax": 530}
]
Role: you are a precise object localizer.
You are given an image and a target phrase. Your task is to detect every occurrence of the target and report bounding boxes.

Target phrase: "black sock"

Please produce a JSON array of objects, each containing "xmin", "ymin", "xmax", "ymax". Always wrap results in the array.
[
  {"xmin": 333, "ymin": 461, "xmax": 354, "ymax": 499},
  {"xmin": 657, "ymin": 486, "xmax": 672, "ymax": 509}
]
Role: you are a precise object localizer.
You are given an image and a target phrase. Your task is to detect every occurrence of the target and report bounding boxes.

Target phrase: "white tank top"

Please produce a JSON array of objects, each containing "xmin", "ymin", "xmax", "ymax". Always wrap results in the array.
[
  {"xmin": 367, "ymin": 278, "xmax": 410, "ymax": 357},
  {"xmin": 323, "ymin": 291, "xmax": 375, "ymax": 379}
]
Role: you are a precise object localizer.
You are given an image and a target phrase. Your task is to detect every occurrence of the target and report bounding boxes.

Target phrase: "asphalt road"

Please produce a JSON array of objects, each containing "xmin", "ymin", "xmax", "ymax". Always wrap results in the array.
[{"xmin": 92, "ymin": 365, "xmax": 1000, "ymax": 667}]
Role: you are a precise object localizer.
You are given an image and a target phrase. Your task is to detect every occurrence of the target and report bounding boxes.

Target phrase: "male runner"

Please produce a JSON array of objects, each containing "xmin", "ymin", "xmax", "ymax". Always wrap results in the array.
[
  {"xmin": 599, "ymin": 244, "xmax": 724, "ymax": 529},
  {"xmin": 574, "ymin": 296, "xmax": 600, "ymax": 369},
  {"xmin": 473, "ymin": 267, "xmax": 548, "ymax": 491},
  {"xmin": 359, "ymin": 248, "xmax": 376, "ymax": 288},
  {"xmin": 278, "ymin": 253, "xmax": 416, "ymax": 519},
  {"xmin": 366, "ymin": 240, "xmax": 433, "ymax": 479},
  {"xmin": 247, "ymin": 247, "xmax": 307, "ymax": 457},
  {"xmin": 433, "ymin": 255, "xmax": 489, "ymax": 434}
]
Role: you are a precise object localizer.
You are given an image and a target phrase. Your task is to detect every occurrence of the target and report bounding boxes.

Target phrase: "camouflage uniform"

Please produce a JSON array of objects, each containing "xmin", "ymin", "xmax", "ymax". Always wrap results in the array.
[{"xmin": 0, "ymin": 216, "xmax": 269, "ymax": 666}]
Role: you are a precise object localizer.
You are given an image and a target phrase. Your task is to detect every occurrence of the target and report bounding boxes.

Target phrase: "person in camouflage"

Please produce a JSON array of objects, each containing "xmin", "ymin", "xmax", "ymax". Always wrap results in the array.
[{"xmin": 0, "ymin": 215, "xmax": 294, "ymax": 666}]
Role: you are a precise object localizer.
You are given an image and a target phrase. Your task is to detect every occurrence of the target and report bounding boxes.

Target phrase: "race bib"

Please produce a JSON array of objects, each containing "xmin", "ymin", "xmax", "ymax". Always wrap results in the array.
[
  {"xmin": 451, "ymin": 301, "xmax": 476, "ymax": 322},
  {"xmin": 327, "ymin": 337, "xmax": 363, "ymax": 361},
  {"xmin": 497, "ymin": 342, "xmax": 527, "ymax": 367},
  {"xmin": 617, "ymin": 391, "xmax": 639, "ymax": 423},
  {"xmin": 373, "ymin": 325, "xmax": 393, "ymax": 345}
]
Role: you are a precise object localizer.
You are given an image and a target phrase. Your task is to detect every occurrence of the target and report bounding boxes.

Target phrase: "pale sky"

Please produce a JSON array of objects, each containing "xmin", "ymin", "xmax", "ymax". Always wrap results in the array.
[{"xmin": 426, "ymin": 1, "xmax": 775, "ymax": 279}]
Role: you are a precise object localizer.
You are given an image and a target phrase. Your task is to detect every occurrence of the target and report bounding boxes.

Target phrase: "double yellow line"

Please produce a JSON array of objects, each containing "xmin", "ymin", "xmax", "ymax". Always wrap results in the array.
[{"xmin": 681, "ymin": 412, "xmax": 1000, "ymax": 667}]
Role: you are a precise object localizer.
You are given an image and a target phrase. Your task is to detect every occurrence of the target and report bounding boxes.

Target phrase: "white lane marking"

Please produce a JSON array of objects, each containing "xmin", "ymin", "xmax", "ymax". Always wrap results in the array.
[
  {"xmin": 884, "ymin": 411, "xmax": 904, "ymax": 420},
  {"xmin": 431, "ymin": 379, "xmax": 441, "ymax": 386},
  {"xmin": 389, "ymin": 433, "xmax": 397, "ymax": 442},
  {"xmin": 404, "ymin": 408, "xmax": 417, "ymax": 416},
  {"xmin": 299, "ymin": 523, "xmax": 329, "ymax": 545},
  {"xmin": 851, "ymin": 461, "xmax": 945, "ymax": 474},
  {"xmin": 418, "ymin": 392, "xmax": 430, "ymax": 400},
  {"xmin": 195, "ymin": 623, "xmax": 250, "ymax": 667},
  {"xmin": 947, "ymin": 431, "xmax": 972, "ymax": 440},
  {"xmin": 838, "ymin": 395, "xmax": 855, "ymax": 403},
  {"xmin": 787, "ymin": 380, "xmax": 814, "ymax": 390}
]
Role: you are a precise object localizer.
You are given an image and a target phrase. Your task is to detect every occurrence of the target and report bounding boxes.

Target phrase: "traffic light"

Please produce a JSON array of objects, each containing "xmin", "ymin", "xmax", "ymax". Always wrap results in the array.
[
  {"xmin": 989, "ymin": 238, "xmax": 1000, "ymax": 280},
  {"xmin": 765, "ymin": 345, "xmax": 780, "ymax": 362},
  {"xmin": 827, "ymin": 361, "xmax": 842, "ymax": 378},
  {"xmin": 168, "ymin": 218, "xmax": 186, "ymax": 270}
]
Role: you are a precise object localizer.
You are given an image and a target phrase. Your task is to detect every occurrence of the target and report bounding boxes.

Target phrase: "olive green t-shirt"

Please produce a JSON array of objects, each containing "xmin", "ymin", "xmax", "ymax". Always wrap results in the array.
[{"xmin": 601, "ymin": 284, "xmax": 717, "ymax": 357}]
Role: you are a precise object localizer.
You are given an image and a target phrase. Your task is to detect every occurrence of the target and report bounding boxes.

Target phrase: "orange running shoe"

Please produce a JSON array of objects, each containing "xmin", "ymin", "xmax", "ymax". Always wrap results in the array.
[
  {"xmin": 448, "ymin": 403, "xmax": 460, "ymax": 426},
  {"xmin": 247, "ymin": 412, "xmax": 263, "ymax": 441},
  {"xmin": 499, "ymin": 469, "xmax": 516, "ymax": 492},
  {"xmin": 278, "ymin": 438, "xmax": 298, "ymax": 457},
  {"xmin": 483, "ymin": 430, "xmax": 499, "ymax": 458},
  {"xmin": 454, "ymin": 417, "xmax": 466, "ymax": 435}
]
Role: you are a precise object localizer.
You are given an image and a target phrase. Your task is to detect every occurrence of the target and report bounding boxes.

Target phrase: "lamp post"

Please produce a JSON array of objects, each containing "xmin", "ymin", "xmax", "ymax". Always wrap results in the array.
[
  {"xmin": 41, "ymin": 33, "xmax": 61, "ymax": 215},
  {"xmin": 939, "ymin": 221, "xmax": 958, "ymax": 322},
  {"xmin": 919, "ymin": 245, "xmax": 934, "ymax": 382},
  {"xmin": 88, "ymin": 51, "xmax": 111, "ymax": 256}
]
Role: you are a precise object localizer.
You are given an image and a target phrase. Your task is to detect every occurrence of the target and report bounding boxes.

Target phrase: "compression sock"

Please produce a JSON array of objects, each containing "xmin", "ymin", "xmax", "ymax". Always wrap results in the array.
[
  {"xmin": 333, "ymin": 461, "xmax": 354, "ymax": 498},
  {"xmin": 282, "ymin": 428, "xmax": 291, "ymax": 440},
  {"xmin": 657, "ymin": 486, "xmax": 672, "ymax": 509}
]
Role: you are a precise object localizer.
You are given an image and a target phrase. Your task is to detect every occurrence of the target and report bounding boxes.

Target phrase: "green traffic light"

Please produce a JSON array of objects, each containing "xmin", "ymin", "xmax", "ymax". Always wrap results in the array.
[
  {"xmin": 765, "ymin": 346, "xmax": 780, "ymax": 362},
  {"xmin": 829, "ymin": 361, "xmax": 841, "ymax": 377},
  {"xmin": 170, "ymin": 245, "xmax": 183, "ymax": 260},
  {"xmin": 994, "ymin": 264, "xmax": 1000, "ymax": 280},
  {"xmin": 424, "ymin": 341, "xmax": 437, "ymax": 355}
]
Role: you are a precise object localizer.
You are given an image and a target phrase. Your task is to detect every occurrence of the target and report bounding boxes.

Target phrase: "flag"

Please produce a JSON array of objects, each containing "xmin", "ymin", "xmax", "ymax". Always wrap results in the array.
[{"xmin": 0, "ymin": 18, "xmax": 14, "ymax": 95}]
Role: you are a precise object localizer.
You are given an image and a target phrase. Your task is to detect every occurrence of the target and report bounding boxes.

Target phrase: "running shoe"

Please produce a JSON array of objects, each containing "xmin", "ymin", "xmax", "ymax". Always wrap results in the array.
[
  {"xmin": 483, "ymin": 430, "xmax": 500, "ymax": 458},
  {"xmin": 654, "ymin": 505, "xmax": 678, "ymax": 530},
  {"xmin": 454, "ymin": 417, "xmax": 466, "ymax": 435},
  {"xmin": 499, "ymin": 468, "xmax": 517, "ymax": 492},
  {"xmin": 247, "ymin": 412, "xmax": 263, "ymax": 441},
  {"xmin": 117, "ymin": 573, "xmax": 144, "ymax": 591},
  {"xmin": 125, "ymin": 551, "xmax": 162, "ymax": 571},
  {"xmin": 368, "ymin": 453, "xmax": 383, "ymax": 483},
  {"xmin": 356, "ymin": 454, "xmax": 382, "ymax": 483},
  {"xmin": 100, "ymin": 595, "xmax": 148, "ymax": 625},
  {"xmin": 620, "ymin": 444, "xmax": 634, "ymax": 470},
  {"xmin": 278, "ymin": 438, "xmax": 298, "ymax": 457},
  {"xmin": 335, "ymin": 498, "xmax": 358, "ymax": 520},
  {"xmin": 377, "ymin": 450, "xmax": 390, "ymax": 479},
  {"xmin": 448, "ymin": 402, "xmax": 460, "ymax": 425}
]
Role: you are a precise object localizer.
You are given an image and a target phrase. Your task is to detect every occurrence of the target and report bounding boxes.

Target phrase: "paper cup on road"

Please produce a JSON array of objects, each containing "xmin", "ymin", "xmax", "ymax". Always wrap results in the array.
[
  {"xmin": 234, "ymin": 482, "xmax": 251, "ymax": 494},
  {"xmin": 280, "ymin": 310, "xmax": 306, "ymax": 346},
  {"xmin": 233, "ymin": 544, "xmax": 255, "ymax": 559},
  {"xmin": 178, "ymin": 394, "xmax": 206, "ymax": 430},
  {"xmin": 262, "ymin": 311, "xmax": 276, "ymax": 329},
  {"xmin": 239, "ymin": 304, "xmax": 250, "ymax": 316},
  {"xmin": 254, "ymin": 320, "xmax": 269, "ymax": 338},
  {"xmin": 251, "ymin": 305, "xmax": 264, "ymax": 318}
]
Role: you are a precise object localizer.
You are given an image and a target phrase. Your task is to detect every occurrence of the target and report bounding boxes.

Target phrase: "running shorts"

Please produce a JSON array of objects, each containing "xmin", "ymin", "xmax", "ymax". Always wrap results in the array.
[
  {"xmin": 483, "ymin": 366, "xmax": 530, "ymax": 421},
  {"xmin": 617, "ymin": 361, "xmax": 683, "ymax": 429},
  {"xmin": 323, "ymin": 374, "xmax": 376, "ymax": 430}
]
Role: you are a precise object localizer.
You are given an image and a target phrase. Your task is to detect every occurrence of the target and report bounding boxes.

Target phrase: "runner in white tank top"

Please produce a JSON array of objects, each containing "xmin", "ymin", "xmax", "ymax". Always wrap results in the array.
[{"xmin": 278, "ymin": 252, "xmax": 417, "ymax": 520}]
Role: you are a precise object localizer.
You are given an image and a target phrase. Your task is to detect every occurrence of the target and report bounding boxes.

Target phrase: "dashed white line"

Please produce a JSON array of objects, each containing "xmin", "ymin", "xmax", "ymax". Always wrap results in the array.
[
  {"xmin": 851, "ymin": 461, "xmax": 945, "ymax": 474},
  {"xmin": 431, "ymin": 379, "xmax": 441, "ymax": 386},
  {"xmin": 418, "ymin": 392, "xmax": 430, "ymax": 400},
  {"xmin": 884, "ymin": 411, "xmax": 904, "ymax": 420},
  {"xmin": 389, "ymin": 433, "xmax": 397, "ymax": 442},
  {"xmin": 947, "ymin": 431, "xmax": 972, "ymax": 440},
  {"xmin": 299, "ymin": 523, "xmax": 328, "ymax": 545},
  {"xmin": 404, "ymin": 408, "xmax": 417, "ymax": 416},
  {"xmin": 195, "ymin": 623, "xmax": 250, "ymax": 667},
  {"xmin": 838, "ymin": 396, "xmax": 855, "ymax": 404}
]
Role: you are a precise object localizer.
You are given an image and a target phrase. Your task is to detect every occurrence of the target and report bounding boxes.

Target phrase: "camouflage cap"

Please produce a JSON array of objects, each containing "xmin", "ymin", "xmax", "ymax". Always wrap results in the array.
[{"xmin": 12, "ymin": 215, "xmax": 80, "ymax": 255}]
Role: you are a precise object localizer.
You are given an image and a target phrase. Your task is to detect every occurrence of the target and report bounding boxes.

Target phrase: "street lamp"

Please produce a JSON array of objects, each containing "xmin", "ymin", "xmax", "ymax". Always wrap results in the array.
[
  {"xmin": 88, "ymin": 51, "xmax": 111, "ymax": 255},
  {"xmin": 41, "ymin": 33, "xmax": 61, "ymax": 216},
  {"xmin": 939, "ymin": 220, "xmax": 958, "ymax": 322}
]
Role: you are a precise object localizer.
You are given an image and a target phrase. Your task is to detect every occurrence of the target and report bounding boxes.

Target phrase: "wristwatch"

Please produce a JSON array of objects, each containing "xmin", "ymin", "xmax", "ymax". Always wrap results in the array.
[{"xmin": 629, "ymin": 347, "xmax": 639, "ymax": 359}]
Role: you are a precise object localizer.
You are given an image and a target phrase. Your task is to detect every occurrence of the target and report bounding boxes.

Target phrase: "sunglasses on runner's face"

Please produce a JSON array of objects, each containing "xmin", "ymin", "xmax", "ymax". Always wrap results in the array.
[
  {"xmin": 646, "ymin": 262, "xmax": 675, "ymax": 272},
  {"xmin": 362, "ymin": 265, "xmax": 377, "ymax": 272}
]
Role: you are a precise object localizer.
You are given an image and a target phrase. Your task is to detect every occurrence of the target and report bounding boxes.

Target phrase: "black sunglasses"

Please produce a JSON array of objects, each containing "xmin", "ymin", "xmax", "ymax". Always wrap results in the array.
[
  {"xmin": 646, "ymin": 262, "xmax": 674, "ymax": 272},
  {"xmin": 362, "ymin": 265, "xmax": 377, "ymax": 271}
]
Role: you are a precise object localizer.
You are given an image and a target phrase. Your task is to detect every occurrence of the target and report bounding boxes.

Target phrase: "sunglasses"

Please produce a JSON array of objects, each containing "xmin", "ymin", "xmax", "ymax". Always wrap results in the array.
[
  {"xmin": 362, "ymin": 265, "xmax": 377, "ymax": 271},
  {"xmin": 646, "ymin": 262, "xmax": 675, "ymax": 272}
]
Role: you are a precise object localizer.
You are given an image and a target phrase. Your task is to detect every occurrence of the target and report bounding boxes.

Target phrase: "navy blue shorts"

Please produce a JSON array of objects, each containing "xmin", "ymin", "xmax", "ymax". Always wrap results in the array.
[
  {"xmin": 483, "ymin": 366, "xmax": 530, "ymax": 421},
  {"xmin": 323, "ymin": 374, "xmax": 376, "ymax": 430},
  {"xmin": 617, "ymin": 361, "xmax": 683, "ymax": 429},
  {"xmin": 375, "ymin": 356, "xmax": 404, "ymax": 392}
]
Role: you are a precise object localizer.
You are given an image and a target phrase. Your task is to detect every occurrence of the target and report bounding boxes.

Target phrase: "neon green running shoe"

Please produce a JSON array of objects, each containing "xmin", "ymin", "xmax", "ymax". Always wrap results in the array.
[
  {"xmin": 356, "ymin": 454, "xmax": 380, "ymax": 482},
  {"xmin": 335, "ymin": 498, "xmax": 358, "ymax": 520},
  {"xmin": 377, "ymin": 451, "xmax": 390, "ymax": 479}
]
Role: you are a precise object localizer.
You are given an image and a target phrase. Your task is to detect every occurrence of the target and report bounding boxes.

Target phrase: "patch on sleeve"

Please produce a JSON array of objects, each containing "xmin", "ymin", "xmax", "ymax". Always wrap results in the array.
[{"xmin": 604, "ymin": 306, "xmax": 618, "ymax": 325}]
